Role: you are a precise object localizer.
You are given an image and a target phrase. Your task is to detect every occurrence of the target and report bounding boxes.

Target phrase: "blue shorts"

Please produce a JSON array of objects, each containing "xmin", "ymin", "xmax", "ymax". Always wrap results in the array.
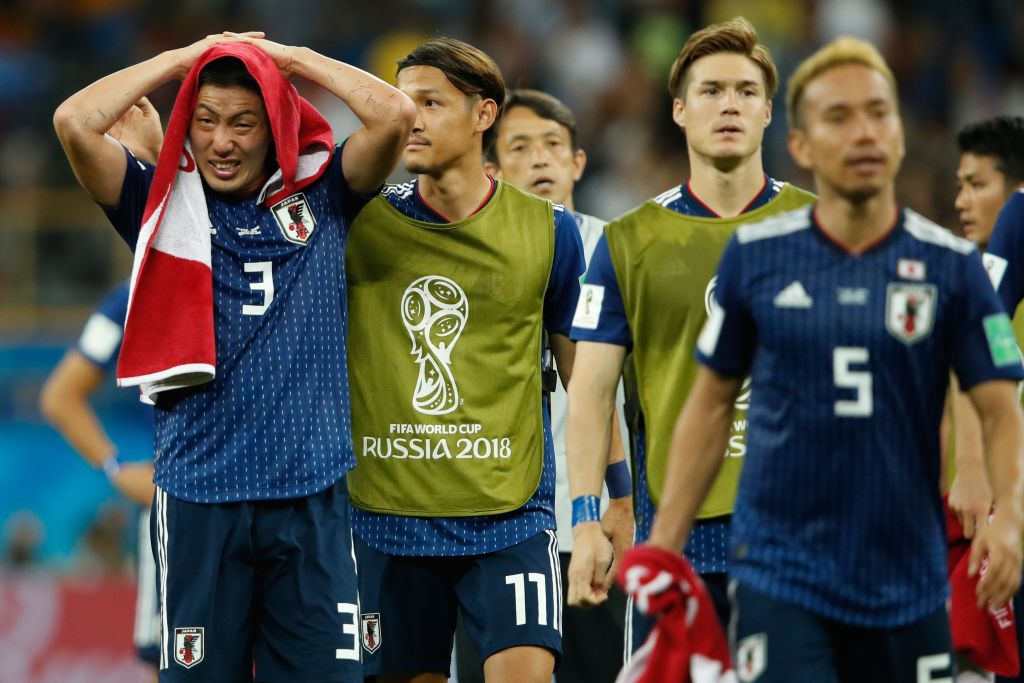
[
  {"xmin": 152, "ymin": 480, "xmax": 360, "ymax": 682},
  {"xmin": 136, "ymin": 508, "xmax": 160, "ymax": 666},
  {"xmin": 355, "ymin": 529, "xmax": 562, "ymax": 677},
  {"xmin": 730, "ymin": 581, "xmax": 952, "ymax": 683}
]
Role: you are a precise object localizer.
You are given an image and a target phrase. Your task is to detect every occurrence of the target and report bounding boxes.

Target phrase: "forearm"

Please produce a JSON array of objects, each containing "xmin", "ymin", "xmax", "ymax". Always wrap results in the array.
[
  {"xmin": 566, "ymin": 376, "xmax": 616, "ymax": 499},
  {"xmin": 55, "ymin": 51, "xmax": 180, "ymax": 144},
  {"xmin": 981, "ymin": 402, "xmax": 1024, "ymax": 520},
  {"xmin": 290, "ymin": 48, "xmax": 413, "ymax": 133},
  {"xmin": 648, "ymin": 374, "xmax": 736, "ymax": 551},
  {"xmin": 42, "ymin": 396, "xmax": 117, "ymax": 468}
]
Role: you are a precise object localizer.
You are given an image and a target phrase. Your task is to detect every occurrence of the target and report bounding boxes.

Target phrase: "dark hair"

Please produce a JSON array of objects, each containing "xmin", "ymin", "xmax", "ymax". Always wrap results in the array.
[
  {"xmin": 485, "ymin": 89, "xmax": 578, "ymax": 164},
  {"xmin": 197, "ymin": 57, "xmax": 261, "ymax": 96},
  {"xmin": 957, "ymin": 116, "xmax": 1024, "ymax": 185},
  {"xmin": 398, "ymin": 38, "xmax": 506, "ymax": 150},
  {"xmin": 668, "ymin": 16, "xmax": 778, "ymax": 101}
]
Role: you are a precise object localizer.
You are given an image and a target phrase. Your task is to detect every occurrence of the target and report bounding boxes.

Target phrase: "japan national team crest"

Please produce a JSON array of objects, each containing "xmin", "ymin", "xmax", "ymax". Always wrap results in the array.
[
  {"xmin": 885, "ymin": 282, "xmax": 937, "ymax": 345},
  {"xmin": 174, "ymin": 627, "xmax": 204, "ymax": 669},
  {"xmin": 735, "ymin": 632, "xmax": 766, "ymax": 682},
  {"xmin": 361, "ymin": 612, "xmax": 382, "ymax": 654},
  {"xmin": 271, "ymin": 193, "xmax": 317, "ymax": 245}
]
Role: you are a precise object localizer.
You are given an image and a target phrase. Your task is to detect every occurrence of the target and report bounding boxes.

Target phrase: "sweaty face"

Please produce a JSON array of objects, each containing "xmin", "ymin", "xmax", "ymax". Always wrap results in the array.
[
  {"xmin": 789, "ymin": 64, "xmax": 904, "ymax": 204},
  {"xmin": 674, "ymin": 53, "xmax": 771, "ymax": 168},
  {"xmin": 189, "ymin": 85, "xmax": 271, "ymax": 198},
  {"xmin": 955, "ymin": 153, "xmax": 1011, "ymax": 247},
  {"xmin": 492, "ymin": 106, "xmax": 583, "ymax": 205},
  {"xmin": 397, "ymin": 65, "xmax": 485, "ymax": 176}
]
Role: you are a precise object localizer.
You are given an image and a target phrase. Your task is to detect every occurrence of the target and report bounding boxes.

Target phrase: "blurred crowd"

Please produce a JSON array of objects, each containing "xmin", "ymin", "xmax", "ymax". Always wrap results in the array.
[{"xmin": 1, "ymin": 0, "xmax": 1023, "ymax": 331}]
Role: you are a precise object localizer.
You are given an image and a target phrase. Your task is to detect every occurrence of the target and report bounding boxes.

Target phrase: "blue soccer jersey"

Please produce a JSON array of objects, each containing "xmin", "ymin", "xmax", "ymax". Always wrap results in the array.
[
  {"xmin": 103, "ymin": 145, "xmax": 370, "ymax": 504},
  {"xmin": 697, "ymin": 205, "xmax": 1024, "ymax": 627},
  {"xmin": 570, "ymin": 177, "xmax": 782, "ymax": 573},
  {"xmin": 349, "ymin": 177, "xmax": 585, "ymax": 556},
  {"xmin": 984, "ymin": 189, "xmax": 1024, "ymax": 313},
  {"xmin": 76, "ymin": 281, "xmax": 130, "ymax": 374}
]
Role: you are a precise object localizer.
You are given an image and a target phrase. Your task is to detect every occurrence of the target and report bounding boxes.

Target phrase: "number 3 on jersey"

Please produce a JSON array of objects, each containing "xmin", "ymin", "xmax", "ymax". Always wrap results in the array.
[
  {"xmin": 243, "ymin": 261, "xmax": 274, "ymax": 316},
  {"xmin": 834, "ymin": 347, "xmax": 873, "ymax": 417}
]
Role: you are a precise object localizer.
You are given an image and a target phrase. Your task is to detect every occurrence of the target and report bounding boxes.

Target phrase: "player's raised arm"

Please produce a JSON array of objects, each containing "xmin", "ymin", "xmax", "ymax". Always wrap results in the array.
[
  {"xmin": 54, "ymin": 31, "xmax": 259, "ymax": 206},
  {"xmin": 237, "ymin": 36, "xmax": 415, "ymax": 195}
]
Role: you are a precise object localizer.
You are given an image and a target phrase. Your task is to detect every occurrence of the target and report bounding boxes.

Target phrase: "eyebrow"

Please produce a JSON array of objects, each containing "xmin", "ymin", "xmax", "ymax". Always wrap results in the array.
[
  {"xmin": 507, "ymin": 130, "xmax": 564, "ymax": 143},
  {"xmin": 194, "ymin": 103, "xmax": 260, "ymax": 120},
  {"xmin": 697, "ymin": 79, "xmax": 761, "ymax": 89}
]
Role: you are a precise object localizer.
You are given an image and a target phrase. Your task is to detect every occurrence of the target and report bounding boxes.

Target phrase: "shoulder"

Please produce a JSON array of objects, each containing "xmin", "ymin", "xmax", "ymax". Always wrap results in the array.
[
  {"xmin": 901, "ymin": 209, "xmax": 975, "ymax": 255},
  {"xmin": 774, "ymin": 181, "xmax": 817, "ymax": 203},
  {"xmin": 652, "ymin": 184, "xmax": 683, "ymax": 208},
  {"xmin": 735, "ymin": 205, "xmax": 813, "ymax": 244}
]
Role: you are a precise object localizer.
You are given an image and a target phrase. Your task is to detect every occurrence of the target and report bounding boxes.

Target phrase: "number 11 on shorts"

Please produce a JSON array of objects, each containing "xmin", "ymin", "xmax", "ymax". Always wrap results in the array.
[{"xmin": 505, "ymin": 573, "xmax": 548, "ymax": 626}]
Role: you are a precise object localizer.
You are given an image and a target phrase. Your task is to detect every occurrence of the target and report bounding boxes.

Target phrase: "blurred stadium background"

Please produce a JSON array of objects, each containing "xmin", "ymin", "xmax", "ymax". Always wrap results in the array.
[{"xmin": 0, "ymin": 0, "xmax": 1022, "ymax": 679}]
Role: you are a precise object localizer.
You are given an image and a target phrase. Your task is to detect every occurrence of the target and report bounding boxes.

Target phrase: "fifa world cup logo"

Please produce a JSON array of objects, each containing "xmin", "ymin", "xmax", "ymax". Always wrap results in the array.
[{"xmin": 401, "ymin": 276, "xmax": 469, "ymax": 415}]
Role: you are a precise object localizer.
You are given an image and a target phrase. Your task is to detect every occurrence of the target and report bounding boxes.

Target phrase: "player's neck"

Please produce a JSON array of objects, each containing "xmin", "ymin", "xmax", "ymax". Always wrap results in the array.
[
  {"xmin": 814, "ymin": 187, "xmax": 899, "ymax": 254},
  {"xmin": 687, "ymin": 151, "xmax": 766, "ymax": 218},
  {"xmin": 418, "ymin": 161, "xmax": 494, "ymax": 222}
]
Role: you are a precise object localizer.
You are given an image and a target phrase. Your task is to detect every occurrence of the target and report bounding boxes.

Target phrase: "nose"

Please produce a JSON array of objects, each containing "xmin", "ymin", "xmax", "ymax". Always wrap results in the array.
[
  {"xmin": 411, "ymin": 109, "xmax": 425, "ymax": 134},
  {"xmin": 721, "ymin": 88, "xmax": 740, "ymax": 114},
  {"xmin": 954, "ymin": 184, "xmax": 970, "ymax": 211},
  {"xmin": 211, "ymin": 124, "xmax": 234, "ymax": 156},
  {"xmin": 529, "ymin": 143, "xmax": 550, "ymax": 168},
  {"xmin": 850, "ymin": 111, "xmax": 878, "ymax": 144}
]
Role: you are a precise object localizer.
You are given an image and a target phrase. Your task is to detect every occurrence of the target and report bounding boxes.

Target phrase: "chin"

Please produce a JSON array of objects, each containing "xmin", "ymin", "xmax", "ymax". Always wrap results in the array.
[{"xmin": 404, "ymin": 159, "xmax": 433, "ymax": 175}]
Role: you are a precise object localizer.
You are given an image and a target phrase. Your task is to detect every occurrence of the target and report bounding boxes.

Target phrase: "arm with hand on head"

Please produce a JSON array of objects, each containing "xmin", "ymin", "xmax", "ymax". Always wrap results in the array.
[
  {"xmin": 54, "ymin": 32, "xmax": 261, "ymax": 206},
  {"xmin": 966, "ymin": 379, "xmax": 1024, "ymax": 609},
  {"xmin": 239, "ymin": 37, "xmax": 416, "ymax": 195},
  {"xmin": 107, "ymin": 97, "xmax": 164, "ymax": 166}
]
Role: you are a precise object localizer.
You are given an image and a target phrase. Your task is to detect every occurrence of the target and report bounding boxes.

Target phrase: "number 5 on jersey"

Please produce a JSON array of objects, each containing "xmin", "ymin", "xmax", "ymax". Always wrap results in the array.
[
  {"xmin": 243, "ymin": 261, "xmax": 274, "ymax": 316},
  {"xmin": 834, "ymin": 347, "xmax": 873, "ymax": 417}
]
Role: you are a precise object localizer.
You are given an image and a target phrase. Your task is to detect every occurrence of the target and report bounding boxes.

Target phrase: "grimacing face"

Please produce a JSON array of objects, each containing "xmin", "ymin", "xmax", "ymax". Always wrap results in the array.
[
  {"xmin": 189, "ymin": 84, "xmax": 271, "ymax": 198},
  {"xmin": 491, "ymin": 106, "xmax": 584, "ymax": 205},
  {"xmin": 955, "ymin": 153, "xmax": 1013, "ymax": 247},
  {"xmin": 397, "ymin": 65, "xmax": 492, "ymax": 176},
  {"xmin": 788, "ymin": 63, "xmax": 905, "ymax": 204},
  {"xmin": 673, "ymin": 52, "xmax": 771, "ymax": 168}
]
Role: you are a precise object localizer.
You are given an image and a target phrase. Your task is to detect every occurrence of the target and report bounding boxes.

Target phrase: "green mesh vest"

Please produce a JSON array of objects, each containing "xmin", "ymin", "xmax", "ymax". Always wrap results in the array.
[
  {"xmin": 346, "ymin": 182, "xmax": 554, "ymax": 516},
  {"xmin": 606, "ymin": 184, "xmax": 816, "ymax": 517}
]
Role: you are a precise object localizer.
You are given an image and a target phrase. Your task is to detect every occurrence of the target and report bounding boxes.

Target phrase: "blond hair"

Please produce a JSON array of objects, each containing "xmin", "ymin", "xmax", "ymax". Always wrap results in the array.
[
  {"xmin": 667, "ymin": 16, "xmax": 778, "ymax": 100},
  {"xmin": 786, "ymin": 37, "xmax": 897, "ymax": 129}
]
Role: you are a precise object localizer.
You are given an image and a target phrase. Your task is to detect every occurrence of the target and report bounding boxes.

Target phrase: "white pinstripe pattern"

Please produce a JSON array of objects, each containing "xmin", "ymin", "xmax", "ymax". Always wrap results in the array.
[
  {"xmin": 544, "ymin": 530, "xmax": 562, "ymax": 634},
  {"xmin": 157, "ymin": 488, "xmax": 170, "ymax": 670}
]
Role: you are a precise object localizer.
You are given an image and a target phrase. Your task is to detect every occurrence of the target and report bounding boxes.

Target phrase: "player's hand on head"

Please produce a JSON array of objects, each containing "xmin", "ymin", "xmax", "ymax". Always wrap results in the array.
[
  {"xmin": 230, "ymin": 35, "xmax": 297, "ymax": 77},
  {"xmin": 600, "ymin": 496, "xmax": 635, "ymax": 590},
  {"xmin": 567, "ymin": 522, "xmax": 614, "ymax": 607},
  {"xmin": 969, "ymin": 510, "xmax": 1024, "ymax": 609},
  {"xmin": 172, "ymin": 31, "xmax": 267, "ymax": 78},
  {"xmin": 112, "ymin": 462, "xmax": 156, "ymax": 507},
  {"xmin": 107, "ymin": 97, "xmax": 163, "ymax": 165}
]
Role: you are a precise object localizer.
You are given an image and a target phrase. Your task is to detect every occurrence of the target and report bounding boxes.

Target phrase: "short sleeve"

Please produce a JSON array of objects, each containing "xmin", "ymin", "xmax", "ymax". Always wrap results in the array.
[
  {"xmin": 543, "ymin": 207, "xmax": 586, "ymax": 336},
  {"xmin": 984, "ymin": 191, "xmax": 1024, "ymax": 314},
  {"xmin": 952, "ymin": 250, "xmax": 1024, "ymax": 390},
  {"xmin": 75, "ymin": 282, "xmax": 130, "ymax": 373},
  {"xmin": 570, "ymin": 234, "xmax": 632, "ymax": 348},
  {"xmin": 101, "ymin": 147, "xmax": 156, "ymax": 250}
]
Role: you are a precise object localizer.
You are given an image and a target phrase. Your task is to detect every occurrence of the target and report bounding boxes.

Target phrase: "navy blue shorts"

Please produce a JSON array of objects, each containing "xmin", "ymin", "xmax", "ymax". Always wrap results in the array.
[
  {"xmin": 730, "ymin": 581, "xmax": 952, "ymax": 683},
  {"xmin": 355, "ymin": 529, "xmax": 562, "ymax": 677},
  {"xmin": 151, "ymin": 480, "xmax": 361, "ymax": 682},
  {"xmin": 135, "ymin": 508, "xmax": 160, "ymax": 666}
]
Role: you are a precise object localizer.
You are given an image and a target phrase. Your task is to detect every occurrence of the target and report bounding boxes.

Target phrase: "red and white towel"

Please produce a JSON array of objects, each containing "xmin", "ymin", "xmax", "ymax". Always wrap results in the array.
[
  {"xmin": 116, "ymin": 42, "xmax": 334, "ymax": 402},
  {"xmin": 618, "ymin": 546, "xmax": 735, "ymax": 683},
  {"xmin": 945, "ymin": 496, "xmax": 1019, "ymax": 677}
]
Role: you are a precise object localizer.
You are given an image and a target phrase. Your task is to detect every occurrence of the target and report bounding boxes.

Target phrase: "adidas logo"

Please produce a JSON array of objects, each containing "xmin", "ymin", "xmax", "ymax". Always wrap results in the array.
[{"xmin": 773, "ymin": 281, "xmax": 813, "ymax": 308}]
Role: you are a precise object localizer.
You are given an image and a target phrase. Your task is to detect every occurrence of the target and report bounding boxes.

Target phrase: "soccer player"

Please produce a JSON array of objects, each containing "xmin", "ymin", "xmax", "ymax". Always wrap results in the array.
[
  {"xmin": 473, "ymin": 87, "xmax": 630, "ymax": 683},
  {"xmin": 53, "ymin": 31, "xmax": 415, "ymax": 681},
  {"xmin": 629, "ymin": 37, "xmax": 1024, "ymax": 681},
  {"xmin": 564, "ymin": 15, "xmax": 814, "ymax": 651},
  {"xmin": 344, "ymin": 40, "xmax": 585, "ymax": 683}
]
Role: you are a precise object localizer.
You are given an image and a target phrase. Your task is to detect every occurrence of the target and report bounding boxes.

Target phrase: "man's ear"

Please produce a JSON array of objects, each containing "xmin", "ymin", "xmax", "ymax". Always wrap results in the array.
[
  {"xmin": 484, "ymin": 160, "xmax": 501, "ymax": 178},
  {"xmin": 787, "ymin": 129, "xmax": 813, "ymax": 171},
  {"xmin": 572, "ymin": 148, "xmax": 587, "ymax": 182}
]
